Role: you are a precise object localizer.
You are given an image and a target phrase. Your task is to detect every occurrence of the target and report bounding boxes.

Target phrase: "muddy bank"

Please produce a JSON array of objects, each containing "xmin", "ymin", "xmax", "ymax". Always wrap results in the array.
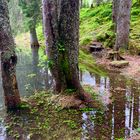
[{"xmin": 96, "ymin": 53, "xmax": 140, "ymax": 83}]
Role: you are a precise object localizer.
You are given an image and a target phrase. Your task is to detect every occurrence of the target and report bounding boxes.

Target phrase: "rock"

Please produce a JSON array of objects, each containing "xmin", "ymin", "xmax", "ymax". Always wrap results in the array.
[
  {"xmin": 89, "ymin": 41, "xmax": 104, "ymax": 52},
  {"xmin": 110, "ymin": 60, "xmax": 129, "ymax": 68}
]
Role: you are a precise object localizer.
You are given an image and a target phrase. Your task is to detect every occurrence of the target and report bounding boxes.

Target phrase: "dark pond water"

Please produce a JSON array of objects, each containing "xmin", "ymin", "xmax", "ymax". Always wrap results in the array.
[
  {"xmin": 81, "ymin": 71, "xmax": 140, "ymax": 140},
  {"xmin": 0, "ymin": 50, "xmax": 140, "ymax": 140}
]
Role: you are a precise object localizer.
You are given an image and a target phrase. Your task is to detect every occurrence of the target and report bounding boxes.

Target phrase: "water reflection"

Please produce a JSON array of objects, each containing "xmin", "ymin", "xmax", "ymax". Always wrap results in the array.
[
  {"xmin": 0, "ymin": 50, "xmax": 53, "ymax": 139},
  {"xmin": 81, "ymin": 72, "xmax": 140, "ymax": 139},
  {"xmin": 82, "ymin": 111, "xmax": 96, "ymax": 140},
  {"xmin": 0, "ymin": 50, "xmax": 140, "ymax": 139},
  {"xmin": 16, "ymin": 50, "xmax": 53, "ymax": 97},
  {"xmin": 0, "ymin": 110, "xmax": 6, "ymax": 140}
]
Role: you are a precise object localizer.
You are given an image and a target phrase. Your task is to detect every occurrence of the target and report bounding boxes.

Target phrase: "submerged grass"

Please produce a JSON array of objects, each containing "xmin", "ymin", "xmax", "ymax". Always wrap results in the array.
[
  {"xmin": 5, "ymin": 89, "xmax": 103, "ymax": 140},
  {"xmin": 5, "ymin": 91, "xmax": 81, "ymax": 140}
]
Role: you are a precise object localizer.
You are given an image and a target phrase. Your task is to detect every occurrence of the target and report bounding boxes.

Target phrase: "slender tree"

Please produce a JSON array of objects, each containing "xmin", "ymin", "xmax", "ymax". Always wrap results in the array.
[
  {"xmin": 80, "ymin": 0, "xmax": 83, "ymax": 8},
  {"xmin": 96, "ymin": 0, "xmax": 103, "ymax": 6},
  {"xmin": 42, "ymin": 0, "xmax": 89, "ymax": 100},
  {"xmin": 19, "ymin": 0, "xmax": 40, "ymax": 68},
  {"xmin": 114, "ymin": 0, "xmax": 132, "ymax": 53},
  {"xmin": 0, "ymin": 0, "xmax": 21, "ymax": 109},
  {"xmin": 19, "ymin": 0, "xmax": 41, "ymax": 89},
  {"xmin": 8, "ymin": 0, "xmax": 24, "ymax": 35}
]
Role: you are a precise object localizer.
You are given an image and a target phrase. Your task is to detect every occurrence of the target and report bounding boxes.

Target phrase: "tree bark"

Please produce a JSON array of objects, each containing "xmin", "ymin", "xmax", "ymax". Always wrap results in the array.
[
  {"xmin": 114, "ymin": 0, "xmax": 132, "ymax": 52},
  {"xmin": 80, "ymin": 0, "xmax": 83, "ymax": 8},
  {"xmin": 42, "ymin": 0, "xmax": 85, "ymax": 99},
  {"xmin": 0, "ymin": 0, "xmax": 21, "ymax": 109},
  {"xmin": 112, "ymin": 0, "xmax": 120, "ymax": 32},
  {"xmin": 96, "ymin": 0, "xmax": 102, "ymax": 6},
  {"xmin": 30, "ymin": 26, "xmax": 40, "ymax": 90},
  {"xmin": 30, "ymin": 27, "xmax": 39, "ymax": 67}
]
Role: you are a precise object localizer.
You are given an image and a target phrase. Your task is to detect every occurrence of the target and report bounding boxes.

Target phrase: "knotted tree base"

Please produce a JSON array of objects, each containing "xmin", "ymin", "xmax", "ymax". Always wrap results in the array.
[{"xmin": 107, "ymin": 51, "xmax": 125, "ymax": 60}]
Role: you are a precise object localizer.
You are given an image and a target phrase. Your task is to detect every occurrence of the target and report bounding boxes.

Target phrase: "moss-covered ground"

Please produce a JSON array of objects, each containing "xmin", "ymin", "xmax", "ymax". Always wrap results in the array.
[
  {"xmin": 80, "ymin": 2, "xmax": 140, "ymax": 53},
  {"xmin": 4, "ymin": 87, "xmax": 103, "ymax": 140}
]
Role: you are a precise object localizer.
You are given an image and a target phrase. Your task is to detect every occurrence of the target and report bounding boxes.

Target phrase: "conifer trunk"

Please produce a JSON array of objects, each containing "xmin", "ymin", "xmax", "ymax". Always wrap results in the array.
[
  {"xmin": 29, "ymin": 26, "xmax": 40, "ymax": 90},
  {"xmin": 30, "ymin": 26, "xmax": 39, "ymax": 68},
  {"xmin": 42, "ymin": 0, "xmax": 84, "ymax": 99},
  {"xmin": 112, "ymin": 0, "xmax": 120, "ymax": 32},
  {"xmin": 114, "ymin": 0, "xmax": 132, "ymax": 51},
  {"xmin": 0, "ymin": 0, "xmax": 21, "ymax": 109}
]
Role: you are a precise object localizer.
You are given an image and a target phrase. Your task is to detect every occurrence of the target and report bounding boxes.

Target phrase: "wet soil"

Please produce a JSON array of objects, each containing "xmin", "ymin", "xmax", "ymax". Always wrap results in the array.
[
  {"xmin": 1, "ymin": 68, "xmax": 140, "ymax": 140},
  {"xmin": 96, "ymin": 53, "xmax": 140, "ymax": 82}
]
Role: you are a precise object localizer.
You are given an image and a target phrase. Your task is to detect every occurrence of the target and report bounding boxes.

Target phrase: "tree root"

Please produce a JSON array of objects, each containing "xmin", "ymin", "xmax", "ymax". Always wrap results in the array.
[{"xmin": 107, "ymin": 51, "xmax": 125, "ymax": 60}]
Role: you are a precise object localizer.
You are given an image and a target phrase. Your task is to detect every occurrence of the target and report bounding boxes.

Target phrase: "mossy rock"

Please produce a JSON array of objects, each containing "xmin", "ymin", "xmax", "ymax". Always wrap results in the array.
[{"xmin": 110, "ymin": 61, "xmax": 129, "ymax": 68}]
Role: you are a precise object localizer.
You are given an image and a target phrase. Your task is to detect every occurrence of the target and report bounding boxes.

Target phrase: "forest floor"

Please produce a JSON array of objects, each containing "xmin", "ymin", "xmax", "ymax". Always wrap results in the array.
[
  {"xmin": 4, "ymin": 89, "xmax": 103, "ymax": 140},
  {"xmin": 96, "ymin": 52, "xmax": 140, "ymax": 83},
  {"xmin": 127, "ymin": 134, "xmax": 140, "ymax": 140}
]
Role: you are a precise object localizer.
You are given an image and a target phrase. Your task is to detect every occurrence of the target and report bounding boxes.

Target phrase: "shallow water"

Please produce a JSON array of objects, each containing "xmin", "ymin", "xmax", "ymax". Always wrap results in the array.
[
  {"xmin": 81, "ymin": 71, "xmax": 140, "ymax": 140},
  {"xmin": 0, "ymin": 51, "xmax": 140, "ymax": 140}
]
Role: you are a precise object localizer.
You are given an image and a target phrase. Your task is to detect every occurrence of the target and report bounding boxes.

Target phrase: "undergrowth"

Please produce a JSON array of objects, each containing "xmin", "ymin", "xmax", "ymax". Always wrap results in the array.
[{"xmin": 80, "ymin": 2, "xmax": 140, "ymax": 54}]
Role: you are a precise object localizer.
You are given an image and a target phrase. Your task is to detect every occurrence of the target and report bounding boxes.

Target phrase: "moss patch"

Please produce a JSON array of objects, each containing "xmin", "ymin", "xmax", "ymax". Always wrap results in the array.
[
  {"xmin": 110, "ymin": 61, "xmax": 129, "ymax": 68},
  {"xmin": 5, "ymin": 90, "xmax": 103, "ymax": 140},
  {"xmin": 80, "ymin": 3, "xmax": 140, "ymax": 53},
  {"xmin": 79, "ymin": 50, "xmax": 107, "ymax": 76}
]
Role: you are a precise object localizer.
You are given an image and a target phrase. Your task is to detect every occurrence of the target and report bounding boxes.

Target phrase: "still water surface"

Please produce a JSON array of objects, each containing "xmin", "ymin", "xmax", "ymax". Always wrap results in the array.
[{"xmin": 0, "ymin": 51, "xmax": 140, "ymax": 140}]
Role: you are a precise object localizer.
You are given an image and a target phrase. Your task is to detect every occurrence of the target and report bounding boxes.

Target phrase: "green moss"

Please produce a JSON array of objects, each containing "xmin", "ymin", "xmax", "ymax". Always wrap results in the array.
[
  {"xmin": 80, "ymin": 3, "xmax": 140, "ymax": 51},
  {"xmin": 5, "ymin": 91, "xmax": 83, "ymax": 139},
  {"xmin": 110, "ymin": 61, "xmax": 129, "ymax": 68},
  {"xmin": 80, "ymin": 4, "xmax": 113, "ymax": 47},
  {"xmin": 79, "ymin": 50, "xmax": 107, "ymax": 76}
]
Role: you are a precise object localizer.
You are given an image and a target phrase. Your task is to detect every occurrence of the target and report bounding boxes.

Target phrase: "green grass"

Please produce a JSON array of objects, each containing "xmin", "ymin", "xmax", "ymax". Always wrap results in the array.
[
  {"xmin": 80, "ymin": 4, "xmax": 113, "ymax": 47},
  {"xmin": 80, "ymin": 2, "xmax": 140, "ymax": 53},
  {"xmin": 79, "ymin": 50, "xmax": 107, "ymax": 76}
]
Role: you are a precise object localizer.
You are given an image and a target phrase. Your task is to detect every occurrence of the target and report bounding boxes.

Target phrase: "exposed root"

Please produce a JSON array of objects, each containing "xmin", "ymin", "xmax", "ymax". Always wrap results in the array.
[
  {"xmin": 107, "ymin": 51, "xmax": 125, "ymax": 60},
  {"xmin": 50, "ymin": 91, "xmax": 101, "ymax": 109}
]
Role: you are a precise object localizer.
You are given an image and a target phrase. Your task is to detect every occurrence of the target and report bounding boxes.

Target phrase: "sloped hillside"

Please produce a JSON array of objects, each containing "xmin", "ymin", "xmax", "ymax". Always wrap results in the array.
[{"xmin": 80, "ymin": 2, "xmax": 140, "ymax": 54}]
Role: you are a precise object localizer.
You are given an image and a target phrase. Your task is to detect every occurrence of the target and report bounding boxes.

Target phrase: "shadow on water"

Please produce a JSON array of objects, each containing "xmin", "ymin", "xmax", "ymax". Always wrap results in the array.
[
  {"xmin": 81, "ymin": 71, "xmax": 140, "ymax": 140},
  {"xmin": 0, "ymin": 50, "xmax": 140, "ymax": 139}
]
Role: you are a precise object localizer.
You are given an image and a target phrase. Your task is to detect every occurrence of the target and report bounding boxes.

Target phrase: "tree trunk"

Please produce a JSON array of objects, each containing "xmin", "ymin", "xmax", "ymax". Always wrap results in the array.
[
  {"xmin": 0, "ymin": 0, "xmax": 21, "ymax": 110},
  {"xmin": 114, "ymin": 0, "xmax": 132, "ymax": 52},
  {"xmin": 30, "ymin": 27, "xmax": 39, "ymax": 67},
  {"xmin": 112, "ymin": 0, "xmax": 120, "ymax": 32},
  {"xmin": 96, "ymin": 0, "xmax": 102, "ymax": 6},
  {"xmin": 29, "ymin": 27, "xmax": 40, "ymax": 90},
  {"xmin": 80, "ymin": 0, "xmax": 83, "ymax": 8},
  {"xmin": 42, "ymin": 0, "xmax": 85, "ymax": 99}
]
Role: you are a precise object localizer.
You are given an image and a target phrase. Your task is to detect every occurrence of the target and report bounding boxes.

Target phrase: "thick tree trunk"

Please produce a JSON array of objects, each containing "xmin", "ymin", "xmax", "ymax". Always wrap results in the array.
[
  {"xmin": 112, "ymin": 0, "xmax": 120, "ymax": 32},
  {"xmin": 0, "ymin": 0, "xmax": 20, "ymax": 109},
  {"xmin": 114, "ymin": 0, "xmax": 132, "ymax": 52},
  {"xmin": 42, "ymin": 0, "xmax": 85, "ymax": 99}
]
